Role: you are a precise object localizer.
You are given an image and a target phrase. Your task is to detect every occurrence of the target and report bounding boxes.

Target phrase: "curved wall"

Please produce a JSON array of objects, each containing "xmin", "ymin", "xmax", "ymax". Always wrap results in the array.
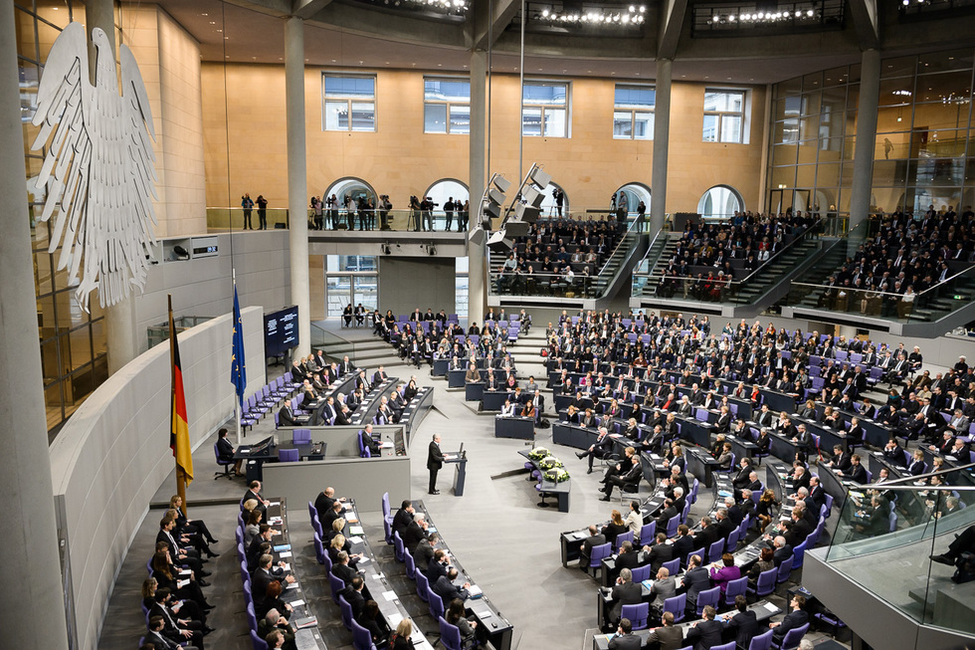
[{"xmin": 48, "ymin": 307, "xmax": 266, "ymax": 650}]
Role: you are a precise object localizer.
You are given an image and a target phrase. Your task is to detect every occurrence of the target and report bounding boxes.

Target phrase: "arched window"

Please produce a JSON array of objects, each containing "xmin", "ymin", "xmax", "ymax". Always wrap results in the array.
[
  {"xmin": 539, "ymin": 181, "xmax": 569, "ymax": 217},
  {"xmin": 614, "ymin": 183, "xmax": 651, "ymax": 217},
  {"xmin": 423, "ymin": 178, "xmax": 470, "ymax": 211},
  {"xmin": 697, "ymin": 185, "xmax": 744, "ymax": 219},
  {"xmin": 323, "ymin": 177, "xmax": 377, "ymax": 209}
]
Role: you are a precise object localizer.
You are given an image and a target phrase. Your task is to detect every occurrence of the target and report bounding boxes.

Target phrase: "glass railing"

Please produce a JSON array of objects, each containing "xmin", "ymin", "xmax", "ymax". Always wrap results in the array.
[
  {"xmin": 205, "ymin": 206, "xmax": 658, "ymax": 234},
  {"xmin": 631, "ymin": 229, "xmax": 668, "ymax": 297},
  {"xmin": 632, "ymin": 219, "xmax": 823, "ymax": 304},
  {"xmin": 487, "ymin": 213, "xmax": 647, "ymax": 299},
  {"xmin": 206, "ymin": 207, "xmax": 291, "ymax": 231},
  {"xmin": 787, "ymin": 261, "xmax": 975, "ymax": 324},
  {"xmin": 824, "ymin": 463, "xmax": 975, "ymax": 637}
]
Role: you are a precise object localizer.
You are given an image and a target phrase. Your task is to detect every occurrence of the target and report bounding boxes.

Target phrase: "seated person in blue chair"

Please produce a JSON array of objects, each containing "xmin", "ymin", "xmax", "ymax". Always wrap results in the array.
[
  {"xmin": 358, "ymin": 423, "xmax": 382, "ymax": 457},
  {"xmin": 217, "ymin": 427, "xmax": 242, "ymax": 475},
  {"xmin": 769, "ymin": 595, "xmax": 808, "ymax": 645}
]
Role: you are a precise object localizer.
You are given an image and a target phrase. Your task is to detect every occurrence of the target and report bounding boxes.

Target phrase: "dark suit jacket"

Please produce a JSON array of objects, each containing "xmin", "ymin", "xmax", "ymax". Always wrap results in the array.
[
  {"xmin": 646, "ymin": 626, "xmax": 684, "ymax": 650},
  {"xmin": 616, "ymin": 550, "xmax": 643, "ymax": 571},
  {"xmin": 217, "ymin": 437, "xmax": 235, "ymax": 461},
  {"xmin": 332, "ymin": 562, "xmax": 358, "ymax": 587},
  {"xmin": 686, "ymin": 619, "xmax": 724, "ymax": 650},
  {"xmin": 314, "ymin": 492, "xmax": 336, "ymax": 523},
  {"xmin": 427, "ymin": 441, "xmax": 445, "ymax": 470},
  {"xmin": 279, "ymin": 406, "xmax": 298, "ymax": 427},
  {"xmin": 682, "ymin": 566, "xmax": 711, "ymax": 605},
  {"xmin": 402, "ymin": 520, "xmax": 427, "ymax": 552},
  {"xmin": 646, "ymin": 542, "xmax": 675, "ymax": 573},
  {"xmin": 610, "ymin": 580, "xmax": 643, "ymax": 622},
  {"xmin": 655, "ymin": 506, "xmax": 678, "ymax": 531},
  {"xmin": 673, "ymin": 534, "xmax": 697, "ymax": 563},
  {"xmin": 581, "ymin": 533, "xmax": 608, "ymax": 565},
  {"xmin": 727, "ymin": 609, "xmax": 759, "ymax": 648},
  {"xmin": 773, "ymin": 609, "xmax": 809, "ymax": 643},
  {"xmin": 608, "ymin": 632, "xmax": 643, "ymax": 650},
  {"xmin": 392, "ymin": 508, "xmax": 413, "ymax": 536},
  {"xmin": 433, "ymin": 575, "xmax": 469, "ymax": 602}
]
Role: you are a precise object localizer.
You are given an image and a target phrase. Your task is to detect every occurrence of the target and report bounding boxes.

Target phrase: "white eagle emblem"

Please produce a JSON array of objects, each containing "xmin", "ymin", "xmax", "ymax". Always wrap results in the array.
[{"xmin": 30, "ymin": 22, "xmax": 157, "ymax": 311}]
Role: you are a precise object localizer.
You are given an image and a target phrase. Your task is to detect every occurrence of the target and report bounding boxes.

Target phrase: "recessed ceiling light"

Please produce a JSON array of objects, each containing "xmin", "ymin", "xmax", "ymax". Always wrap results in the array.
[
  {"xmin": 225, "ymin": 36, "xmax": 229, "ymax": 40},
  {"xmin": 252, "ymin": 56, "xmax": 256, "ymax": 60},
  {"xmin": 438, "ymin": 63, "xmax": 442, "ymax": 67},
  {"xmin": 331, "ymin": 59, "xmax": 336, "ymax": 63},
  {"xmin": 385, "ymin": 61, "xmax": 390, "ymax": 65},
  {"xmin": 727, "ymin": 77, "xmax": 732, "ymax": 80},
  {"xmin": 359, "ymin": 61, "xmax": 364, "ymax": 65},
  {"xmin": 209, "ymin": 21, "xmax": 216, "ymax": 25},
  {"xmin": 202, "ymin": 12, "xmax": 208, "ymax": 16},
  {"xmin": 279, "ymin": 57, "xmax": 283, "ymax": 61},
  {"xmin": 225, "ymin": 55, "xmax": 230, "ymax": 59},
  {"xmin": 216, "ymin": 29, "xmax": 223, "ymax": 32}
]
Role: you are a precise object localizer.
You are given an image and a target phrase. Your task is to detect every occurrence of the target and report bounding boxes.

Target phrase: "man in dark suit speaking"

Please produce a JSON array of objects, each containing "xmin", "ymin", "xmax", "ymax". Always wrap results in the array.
[{"xmin": 427, "ymin": 433, "xmax": 449, "ymax": 495}]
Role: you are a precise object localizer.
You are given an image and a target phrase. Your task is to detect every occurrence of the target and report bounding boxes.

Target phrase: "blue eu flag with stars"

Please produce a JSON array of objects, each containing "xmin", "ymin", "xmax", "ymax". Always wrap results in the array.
[{"xmin": 231, "ymin": 284, "xmax": 247, "ymax": 409}]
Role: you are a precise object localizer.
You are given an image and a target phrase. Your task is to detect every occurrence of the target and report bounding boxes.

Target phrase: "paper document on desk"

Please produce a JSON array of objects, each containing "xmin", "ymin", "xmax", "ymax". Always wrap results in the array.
[
  {"xmin": 290, "ymin": 599, "xmax": 305, "ymax": 608},
  {"xmin": 381, "ymin": 441, "xmax": 394, "ymax": 448},
  {"xmin": 349, "ymin": 525, "xmax": 364, "ymax": 536},
  {"xmin": 269, "ymin": 517, "xmax": 283, "ymax": 525},
  {"xmin": 280, "ymin": 563, "xmax": 291, "ymax": 573},
  {"xmin": 287, "ymin": 582, "xmax": 300, "ymax": 590},
  {"xmin": 388, "ymin": 613, "xmax": 403, "ymax": 627},
  {"xmin": 177, "ymin": 579, "xmax": 190, "ymax": 589},
  {"xmin": 294, "ymin": 616, "xmax": 318, "ymax": 629},
  {"xmin": 279, "ymin": 550, "xmax": 293, "ymax": 558},
  {"xmin": 467, "ymin": 584, "xmax": 483, "ymax": 597},
  {"xmin": 382, "ymin": 590, "xmax": 398, "ymax": 602},
  {"xmin": 269, "ymin": 501, "xmax": 281, "ymax": 507},
  {"xmin": 348, "ymin": 536, "xmax": 363, "ymax": 544},
  {"xmin": 343, "ymin": 502, "xmax": 354, "ymax": 510}
]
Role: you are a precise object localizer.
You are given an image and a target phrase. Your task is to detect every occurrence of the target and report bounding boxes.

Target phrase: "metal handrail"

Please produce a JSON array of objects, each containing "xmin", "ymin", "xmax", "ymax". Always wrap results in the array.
[
  {"xmin": 632, "ymin": 227, "xmax": 665, "ymax": 272},
  {"xmin": 636, "ymin": 219, "xmax": 821, "ymax": 284},
  {"xmin": 881, "ymin": 461, "xmax": 975, "ymax": 487},
  {"xmin": 791, "ymin": 262, "xmax": 975, "ymax": 301},
  {"xmin": 597, "ymin": 213, "xmax": 645, "ymax": 278}
]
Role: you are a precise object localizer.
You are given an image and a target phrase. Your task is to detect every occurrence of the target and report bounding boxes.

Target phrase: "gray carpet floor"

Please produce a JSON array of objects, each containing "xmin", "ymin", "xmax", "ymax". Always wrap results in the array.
[{"xmin": 96, "ymin": 319, "xmax": 844, "ymax": 650}]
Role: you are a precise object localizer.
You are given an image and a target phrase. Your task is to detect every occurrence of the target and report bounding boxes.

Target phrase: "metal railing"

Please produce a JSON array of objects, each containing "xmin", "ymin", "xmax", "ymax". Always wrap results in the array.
[
  {"xmin": 788, "ymin": 262, "xmax": 975, "ymax": 324},
  {"xmin": 632, "ymin": 219, "xmax": 823, "ymax": 304}
]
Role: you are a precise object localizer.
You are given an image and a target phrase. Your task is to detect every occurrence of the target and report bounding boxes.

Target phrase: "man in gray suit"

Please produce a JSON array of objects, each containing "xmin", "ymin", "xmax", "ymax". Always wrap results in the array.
[{"xmin": 650, "ymin": 566, "xmax": 677, "ymax": 612}]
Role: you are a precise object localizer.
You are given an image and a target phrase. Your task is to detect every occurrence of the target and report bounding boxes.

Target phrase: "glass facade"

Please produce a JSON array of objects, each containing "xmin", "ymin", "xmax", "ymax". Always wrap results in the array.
[
  {"xmin": 769, "ymin": 51, "xmax": 975, "ymax": 219},
  {"xmin": 325, "ymin": 255, "xmax": 379, "ymax": 318},
  {"xmin": 17, "ymin": 0, "xmax": 112, "ymax": 438},
  {"xmin": 768, "ymin": 66, "xmax": 858, "ymax": 216}
]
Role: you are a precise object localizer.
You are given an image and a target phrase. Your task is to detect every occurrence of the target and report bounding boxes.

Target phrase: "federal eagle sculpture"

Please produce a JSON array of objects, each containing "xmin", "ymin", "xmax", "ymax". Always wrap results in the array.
[{"xmin": 30, "ymin": 22, "xmax": 157, "ymax": 311}]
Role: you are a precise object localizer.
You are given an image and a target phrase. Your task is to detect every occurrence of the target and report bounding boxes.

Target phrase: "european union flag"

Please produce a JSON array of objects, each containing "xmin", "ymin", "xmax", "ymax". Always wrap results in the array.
[{"xmin": 231, "ymin": 285, "xmax": 247, "ymax": 409}]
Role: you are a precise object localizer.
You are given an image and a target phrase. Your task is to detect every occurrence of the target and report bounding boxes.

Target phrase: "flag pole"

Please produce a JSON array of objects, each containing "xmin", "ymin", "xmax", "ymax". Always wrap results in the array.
[
  {"xmin": 169, "ymin": 294, "xmax": 187, "ymax": 515},
  {"xmin": 234, "ymin": 269, "xmax": 243, "ymax": 448}
]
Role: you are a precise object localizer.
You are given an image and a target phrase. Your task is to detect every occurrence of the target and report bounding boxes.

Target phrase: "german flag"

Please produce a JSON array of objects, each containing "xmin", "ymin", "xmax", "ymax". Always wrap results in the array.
[{"xmin": 170, "ymin": 305, "xmax": 193, "ymax": 485}]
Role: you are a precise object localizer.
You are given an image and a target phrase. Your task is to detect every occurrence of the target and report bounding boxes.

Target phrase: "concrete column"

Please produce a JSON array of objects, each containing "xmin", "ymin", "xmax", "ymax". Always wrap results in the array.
[
  {"xmin": 0, "ymin": 2, "xmax": 71, "ymax": 649},
  {"xmin": 849, "ymin": 48, "xmax": 881, "ymax": 235},
  {"xmin": 86, "ymin": 0, "xmax": 140, "ymax": 371},
  {"xmin": 285, "ymin": 16, "xmax": 310, "ymax": 356},
  {"xmin": 467, "ymin": 48, "xmax": 487, "ymax": 326},
  {"xmin": 650, "ymin": 58, "xmax": 672, "ymax": 234}
]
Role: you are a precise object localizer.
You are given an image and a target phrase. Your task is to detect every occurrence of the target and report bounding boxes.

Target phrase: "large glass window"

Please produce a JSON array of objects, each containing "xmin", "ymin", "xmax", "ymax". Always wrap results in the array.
[
  {"xmin": 325, "ymin": 255, "xmax": 378, "ymax": 318},
  {"xmin": 323, "ymin": 75, "xmax": 376, "ymax": 132},
  {"xmin": 424, "ymin": 78, "xmax": 470, "ymax": 134},
  {"xmin": 522, "ymin": 81, "xmax": 569, "ymax": 138},
  {"xmin": 18, "ymin": 0, "xmax": 109, "ymax": 438},
  {"xmin": 703, "ymin": 89, "xmax": 745, "ymax": 143},
  {"xmin": 614, "ymin": 84, "xmax": 655, "ymax": 140}
]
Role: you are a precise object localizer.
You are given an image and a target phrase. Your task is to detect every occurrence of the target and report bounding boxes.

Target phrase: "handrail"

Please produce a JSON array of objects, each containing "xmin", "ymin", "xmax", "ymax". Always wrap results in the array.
[
  {"xmin": 634, "ymin": 227, "xmax": 665, "ymax": 269},
  {"xmin": 791, "ymin": 262, "xmax": 975, "ymax": 301},
  {"xmin": 735, "ymin": 219, "xmax": 822, "ymax": 286},
  {"xmin": 636, "ymin": 219, "xmax": 821, "ymax": 285},
  {"xmin": 597, "ymin": 213, "xmax": 645, "ymax": 277}
]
